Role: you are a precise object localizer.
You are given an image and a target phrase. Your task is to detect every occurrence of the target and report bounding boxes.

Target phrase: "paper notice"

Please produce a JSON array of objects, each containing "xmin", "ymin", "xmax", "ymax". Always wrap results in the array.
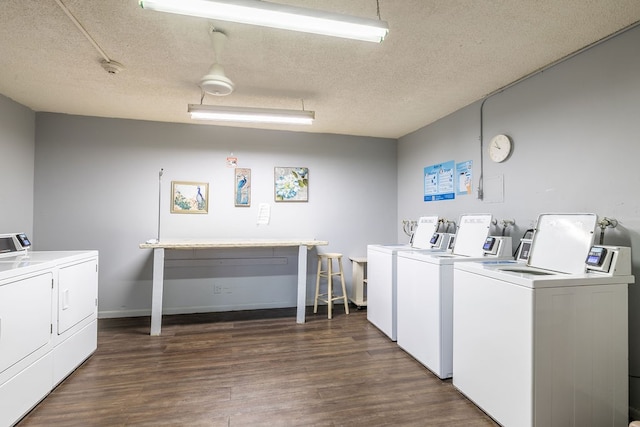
[{"xmin": 257, "ymin": 203, "xmax": 270, "ymax": 225}]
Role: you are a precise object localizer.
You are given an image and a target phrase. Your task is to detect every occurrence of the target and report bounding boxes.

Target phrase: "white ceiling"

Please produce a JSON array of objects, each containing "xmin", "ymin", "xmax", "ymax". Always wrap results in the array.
[{"xmin": 2, "ymin": 1, "xmax": 639, "ymax": 139}]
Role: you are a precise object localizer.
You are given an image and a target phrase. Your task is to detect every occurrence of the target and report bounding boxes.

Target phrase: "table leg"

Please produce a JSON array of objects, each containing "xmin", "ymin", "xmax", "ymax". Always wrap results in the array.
[
  {"xmin": 150, "ymin": 247, "xmax": 165, "ymax": 336},
  {"xmin": 296, "ymin": 244, "xmax": 308, "ymax": 323}
]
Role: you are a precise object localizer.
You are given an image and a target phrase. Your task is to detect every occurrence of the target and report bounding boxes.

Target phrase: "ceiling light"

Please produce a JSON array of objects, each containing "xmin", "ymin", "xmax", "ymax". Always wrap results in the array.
[
  {"xmin": 188, "ymin": 104, "xmax": 315, "ymax": 125},
  {"xmin": 139, "ymin": 0, "xmax": 389, "ymax": 43}
]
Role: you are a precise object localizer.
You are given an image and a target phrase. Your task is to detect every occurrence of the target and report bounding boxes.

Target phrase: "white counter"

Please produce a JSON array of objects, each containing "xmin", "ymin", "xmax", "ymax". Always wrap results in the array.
[{"xmin": 139, "ymin": 239, "xmax": 328, "ymax": 335}]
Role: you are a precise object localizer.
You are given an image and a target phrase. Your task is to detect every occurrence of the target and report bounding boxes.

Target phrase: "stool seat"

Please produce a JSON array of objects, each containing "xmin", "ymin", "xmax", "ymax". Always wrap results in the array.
[{"xmin": 314, "ymin": 253, "xmax": 350, "ymax": 319}]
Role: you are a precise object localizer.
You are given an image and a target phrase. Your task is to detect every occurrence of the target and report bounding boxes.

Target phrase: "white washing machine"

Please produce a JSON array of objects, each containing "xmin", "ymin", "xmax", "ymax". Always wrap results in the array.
[
  {"xmin": 0, "ymin": 237, "xmax": 99, "ymax": 427},
  {"xmin": 452, "ymin": 213, "xmax": 634, "ymax": 427},
  {"xmin": 396, "ymin": 213, "xmax": 511, "ymax": 379},
  {"xmin": 367, "ymin": 216, "xmax": 451, "ymax": 341}
]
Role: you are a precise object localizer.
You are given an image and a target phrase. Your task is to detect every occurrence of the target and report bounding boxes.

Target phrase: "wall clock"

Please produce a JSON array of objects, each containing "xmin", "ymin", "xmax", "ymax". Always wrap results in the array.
[{"xmin": 488, "ymin": 134, "xmax": 512, "ymax": 163}]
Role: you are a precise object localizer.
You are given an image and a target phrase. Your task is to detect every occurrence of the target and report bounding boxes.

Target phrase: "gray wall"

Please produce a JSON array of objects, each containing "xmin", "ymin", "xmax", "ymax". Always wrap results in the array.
[
  {"xmin": 33, "ymin": 114, "xmax": 397, "ymax": 317},
  {"xmin": 398, "ymin": 24, "xmax": 640, "ymax": 414},
  {"xmin": 0, "ymin": 95, "xmax": 34, "ymax": 236},
  {"xmin": 398, "ymin": 25, "xmax": 640, "ymax": 240}
]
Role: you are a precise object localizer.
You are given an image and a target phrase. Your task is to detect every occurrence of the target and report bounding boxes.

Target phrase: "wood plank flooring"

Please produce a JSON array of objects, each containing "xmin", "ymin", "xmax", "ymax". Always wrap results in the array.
[{"xmin": 17, "ymin": 308, "xmax": 497, "ymax": 427}]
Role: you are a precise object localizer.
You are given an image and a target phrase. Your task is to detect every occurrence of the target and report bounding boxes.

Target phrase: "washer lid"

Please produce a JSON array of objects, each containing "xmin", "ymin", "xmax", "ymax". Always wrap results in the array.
[
  {"xmin": 528, "ymin": 213, "xmax": 597, "ymax": 274},
  {"xmin": 412, "ymin": 216, "xmax": 440, "ymax": 249},
  {"xmin": 452, "ymin": 213, "xmax": 493, "ymax": 257}
]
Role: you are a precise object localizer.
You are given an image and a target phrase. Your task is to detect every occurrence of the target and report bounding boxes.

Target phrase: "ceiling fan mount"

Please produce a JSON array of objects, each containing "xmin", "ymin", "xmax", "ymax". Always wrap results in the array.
[{"xmin": 199, "ymin": 27, "xmax": 234, "ymax": 96}]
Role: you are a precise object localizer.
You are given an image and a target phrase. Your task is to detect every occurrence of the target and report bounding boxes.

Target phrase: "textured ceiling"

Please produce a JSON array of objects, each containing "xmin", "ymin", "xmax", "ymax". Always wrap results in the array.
[{"xmin": 1, "ymin": 1, "xmax": 639, "ymax": 138}]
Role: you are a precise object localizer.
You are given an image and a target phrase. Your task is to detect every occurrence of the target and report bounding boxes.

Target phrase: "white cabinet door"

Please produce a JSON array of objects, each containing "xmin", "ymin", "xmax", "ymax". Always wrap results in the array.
[
  {"xmin": 58, "ymin": 258, "xmax": 98, "ymax": 335},
  {"xmin": 0, "ymin": 272, "xmax": 53, "ymax": 374}
]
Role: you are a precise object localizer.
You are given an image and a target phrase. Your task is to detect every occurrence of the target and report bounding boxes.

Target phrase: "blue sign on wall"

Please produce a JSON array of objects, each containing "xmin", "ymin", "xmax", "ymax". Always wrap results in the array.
[{"xmin": 424, "ymin": 160, "xmax": 455, "ymax": 202}]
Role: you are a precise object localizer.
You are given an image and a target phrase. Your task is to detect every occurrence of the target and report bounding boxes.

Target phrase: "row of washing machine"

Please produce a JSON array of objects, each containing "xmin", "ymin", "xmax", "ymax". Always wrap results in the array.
[{"xmin": 367, "ymin": 213, "xmax": 634, "ymax": 427}]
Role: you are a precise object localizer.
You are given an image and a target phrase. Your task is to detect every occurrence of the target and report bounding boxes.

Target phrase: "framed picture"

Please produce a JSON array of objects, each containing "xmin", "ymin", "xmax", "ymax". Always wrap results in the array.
[
  {"xmin": 171, "ymin": 181, "xmax": 208, "ymax": 214},
  {"xmin": 274, "ymin": 167, "xmax": 308, "ymax": 202},
  {"xmin": 235, "ymin": 168, "xmax": 251, "ymax": 207}
]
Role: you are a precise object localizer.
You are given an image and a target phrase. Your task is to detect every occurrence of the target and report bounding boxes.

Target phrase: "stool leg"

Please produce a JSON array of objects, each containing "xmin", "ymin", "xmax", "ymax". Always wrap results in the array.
[
  {"xmin": 314, "ymin": 257, "xmax": 322, "ymax": 314},
  {"xmin": 327, "ymin": 258, "xmax": 333, "ymax": 319},
  {"xmin": 338, "ymin": 258, "xmax": 349, "ymax": 314}
]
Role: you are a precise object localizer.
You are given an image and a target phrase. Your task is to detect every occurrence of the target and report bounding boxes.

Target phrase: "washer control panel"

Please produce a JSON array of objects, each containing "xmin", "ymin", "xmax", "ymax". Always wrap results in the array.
[
  {"xmin": 586, "ymin": 245, "xmax": 631, "ymax": 275},
  {"xmin": 0, "ymin": 233, "xmax": 31, "ymax": 258}
]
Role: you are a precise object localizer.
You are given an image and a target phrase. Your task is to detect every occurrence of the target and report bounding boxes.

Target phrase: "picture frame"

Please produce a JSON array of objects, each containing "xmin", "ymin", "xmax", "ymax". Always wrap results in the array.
[
  {"xmin": 274, "ymin": 167, "xmax": 308, "ymax": 202},
  {"xmin": 171, "ymin": 181, "xmax": 208, "ymax": 214},
  {"xmin": 234, "ymin": 168, "xmax": 251, "ymax": 207}
]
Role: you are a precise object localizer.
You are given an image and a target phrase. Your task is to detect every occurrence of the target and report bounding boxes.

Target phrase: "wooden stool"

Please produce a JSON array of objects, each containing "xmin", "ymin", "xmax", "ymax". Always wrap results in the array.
[{"xmin": 314, "ymin": 253, "xmax": 350, "ymax": 319}]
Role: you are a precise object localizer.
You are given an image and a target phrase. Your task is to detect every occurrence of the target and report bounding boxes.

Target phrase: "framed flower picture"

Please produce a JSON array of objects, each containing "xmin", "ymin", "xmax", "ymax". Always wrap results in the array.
[
  {"xmin": 274, "ymin": 167, "xmax": 308, "ymax": 202},
  {"xmin": 171, "ymin": 181, "xmax": 208, "ymax": 214}
]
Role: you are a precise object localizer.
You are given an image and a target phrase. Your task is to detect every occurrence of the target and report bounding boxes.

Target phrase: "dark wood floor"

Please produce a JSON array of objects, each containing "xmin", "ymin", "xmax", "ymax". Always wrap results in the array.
[{"xmin": 18, "ymin": 307, "xmax": 497, "ymax": 427}]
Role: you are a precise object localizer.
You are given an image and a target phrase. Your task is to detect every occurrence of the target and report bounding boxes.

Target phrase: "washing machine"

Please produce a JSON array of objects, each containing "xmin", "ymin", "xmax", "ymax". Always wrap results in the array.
[
  {"xmin": 395, "ymin": 213, "xmax": 511, "ymax": 379},
  {"xmin": 452, "ymin": 213, "xmax": 634, "ymax": 427},
  {"xmin": 367, "ymin": 216, "xmax": 452, "ymax": 341},
  {"xmin": 0, "ymin": 233, "xmax": 99, "ymax": 427}
]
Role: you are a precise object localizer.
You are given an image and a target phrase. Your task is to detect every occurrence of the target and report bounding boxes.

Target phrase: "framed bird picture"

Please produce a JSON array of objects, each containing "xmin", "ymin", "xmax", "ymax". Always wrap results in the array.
[
  {"xmin": 170, "ymin": 181, "xmax": 208, "ymax": 214},
  {"xmin": 234, "ymin": 168, "xmax": 251, "ymax": 207}
]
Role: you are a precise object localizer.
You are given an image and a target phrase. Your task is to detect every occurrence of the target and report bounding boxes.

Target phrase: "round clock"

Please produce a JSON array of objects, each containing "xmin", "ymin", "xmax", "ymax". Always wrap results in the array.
[{"xmin": 488, "ymin": 134, "xmax": 512, "ymax": 163}]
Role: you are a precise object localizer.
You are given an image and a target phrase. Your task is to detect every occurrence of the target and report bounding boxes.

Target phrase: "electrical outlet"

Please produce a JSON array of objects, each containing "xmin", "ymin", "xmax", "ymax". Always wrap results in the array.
[{"xmin": 214, "ymin": 285, "xmax": 222, "ymax": 294}]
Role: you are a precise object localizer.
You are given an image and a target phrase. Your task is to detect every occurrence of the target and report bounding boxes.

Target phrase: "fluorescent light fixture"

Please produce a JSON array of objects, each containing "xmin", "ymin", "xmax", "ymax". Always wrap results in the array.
[
  {"xmin": 139, "ymin": 0, "xmax": 389, "ymax": 43},
  {"xmin": 188, "ymin": 104, "xmax": 315, "ymax": 125}
]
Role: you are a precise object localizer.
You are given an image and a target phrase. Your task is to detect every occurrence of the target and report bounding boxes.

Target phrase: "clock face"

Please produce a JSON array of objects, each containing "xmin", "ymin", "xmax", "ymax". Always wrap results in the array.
[{"xmin": 488, "ymin": 134, "xmax": 512, "ymax": 162}]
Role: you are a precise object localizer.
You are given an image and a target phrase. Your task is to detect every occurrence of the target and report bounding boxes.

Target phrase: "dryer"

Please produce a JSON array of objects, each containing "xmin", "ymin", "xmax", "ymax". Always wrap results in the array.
[
  {"xmin": 0, "ymin": 248, "xmax": 98, "ymax": 426},
  {"xmin": 452, "ymin": 213, "xmax": 633, "ymax": 427}
]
